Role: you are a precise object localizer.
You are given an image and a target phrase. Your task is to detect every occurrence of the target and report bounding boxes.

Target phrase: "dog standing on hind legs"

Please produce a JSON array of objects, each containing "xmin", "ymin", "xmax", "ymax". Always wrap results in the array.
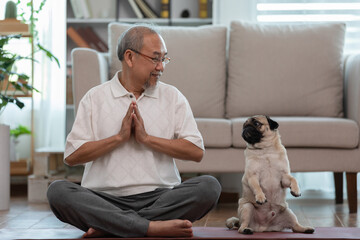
[{"xmin": 226, "ymin": 115, "xmax": 314, "ymax": 234}]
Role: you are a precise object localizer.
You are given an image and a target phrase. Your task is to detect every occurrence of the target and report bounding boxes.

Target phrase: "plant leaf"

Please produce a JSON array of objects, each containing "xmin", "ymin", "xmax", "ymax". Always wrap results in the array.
[
  {"xmin": 37, "ymin": 43, "xmax": 60, "ymax": 67},
  {"xmin": 13, "ymin": 98, "xmax": 25, "ymax": 109},
  {"xmin": 5, "ymin": 96, "xmax": 25, "ymax": 109},
  {"xmin": 10, "ymin": 124, "xmax": 32, "ymax": 138},
  {"xmin": 23, "ymin": 83, "xmax": 39, "ymax": 93}
]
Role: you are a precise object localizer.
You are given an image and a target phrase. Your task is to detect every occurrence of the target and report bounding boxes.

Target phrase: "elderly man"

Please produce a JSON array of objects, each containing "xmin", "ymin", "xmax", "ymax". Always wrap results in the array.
[{"xmin": 47, "ymin": 24, "xmax": 221, "ymax": 238}]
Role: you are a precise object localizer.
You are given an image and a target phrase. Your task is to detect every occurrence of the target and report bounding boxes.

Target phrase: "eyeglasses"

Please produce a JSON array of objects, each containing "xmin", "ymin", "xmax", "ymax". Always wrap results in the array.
[{"xmin": 129, "ymin": 48, "xmax": 170, "ymax": 65}]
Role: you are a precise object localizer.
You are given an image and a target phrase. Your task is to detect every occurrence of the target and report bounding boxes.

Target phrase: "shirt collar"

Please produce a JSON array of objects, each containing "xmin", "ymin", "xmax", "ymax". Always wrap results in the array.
[
  {"xmin": 110, "ymin": 71, "xmax": 127, "ymax": 98},
  {"xmin": 110, "ymin": 71, "xmax": 159, "ymax": 99}
]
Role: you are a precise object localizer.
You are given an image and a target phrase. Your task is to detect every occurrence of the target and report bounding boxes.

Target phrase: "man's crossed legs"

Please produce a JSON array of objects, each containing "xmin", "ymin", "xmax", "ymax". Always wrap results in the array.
[{"xmin": 47, "ymin": 175, "xmax": 221, "ymax": 238}]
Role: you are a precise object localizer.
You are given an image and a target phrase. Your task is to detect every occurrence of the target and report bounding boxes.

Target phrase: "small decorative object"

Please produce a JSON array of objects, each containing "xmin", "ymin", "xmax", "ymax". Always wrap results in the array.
[
  {"xmin": 5, "ymin": 1, "xmax": 17, "ymax": 19},
  {"xmin": 181, "ymin": 9, "xmax": 190, "ymax": 18}
]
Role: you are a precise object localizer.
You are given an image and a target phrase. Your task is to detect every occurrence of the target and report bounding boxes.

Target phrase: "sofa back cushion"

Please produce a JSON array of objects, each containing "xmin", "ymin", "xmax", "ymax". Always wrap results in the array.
[
  {"xmin": 226, "ymin": 21, "xmax": 346, "ymax": 118},
  {"xmin": 109, "ymin": 23, "xmax": 227, "ymax": 118}
]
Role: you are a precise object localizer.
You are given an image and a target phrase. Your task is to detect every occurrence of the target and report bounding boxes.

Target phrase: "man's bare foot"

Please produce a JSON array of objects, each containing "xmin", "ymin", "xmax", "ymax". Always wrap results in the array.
[
  {"xmin": 147, "ymin": 219, "xmax": 193, "ymax": 237},
  {"xmin": 82, "ymin": 227, "xmax": 106, "ymax": 238}
]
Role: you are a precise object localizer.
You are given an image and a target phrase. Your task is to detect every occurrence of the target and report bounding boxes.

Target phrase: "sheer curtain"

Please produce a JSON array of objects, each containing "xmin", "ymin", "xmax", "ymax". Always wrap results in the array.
[
  {"xmin": 213, "ymin": 0, "xmax": 360, "ymax": 195},
  {"xmin": 0, "ymin": 0, "xmax": 66, "ymax": 158},
  {"xmin": 255, "ymin": 1, "xmax": 360, "ymax": 54},
  {"xmin": 33, "ymin": 0, "xmax": 66, "ymax": 150}
]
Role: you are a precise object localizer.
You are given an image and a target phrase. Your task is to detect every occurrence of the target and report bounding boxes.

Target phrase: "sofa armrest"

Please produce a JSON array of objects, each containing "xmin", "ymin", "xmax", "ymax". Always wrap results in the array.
[
  {"xmin": 344, "ymin": 54, "xmax": 360, "ymax": 124},
  {"xmin": 71, "ymin": 48, "xmax": 109, "ymax": 115}
]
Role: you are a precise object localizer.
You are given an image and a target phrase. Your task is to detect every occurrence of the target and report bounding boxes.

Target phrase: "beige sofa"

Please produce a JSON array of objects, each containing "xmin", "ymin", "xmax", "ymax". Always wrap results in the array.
[{"xmin": 71, "ymin": 21, "xmax": 359, "ymax": 213}]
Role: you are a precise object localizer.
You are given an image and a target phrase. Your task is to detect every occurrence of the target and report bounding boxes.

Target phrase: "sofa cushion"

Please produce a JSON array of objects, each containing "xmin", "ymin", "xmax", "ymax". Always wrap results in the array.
[
  {"xmin": 109, "ymin": 23, "xmax": 227, "ymax": 118},
  {"xmin": 232, "ymin": 117, "xmax": 359, "ymax": 148},
  {"xmin": 226, "ymin": 21, "xmax": 346, "ymax": 118},
  {"xmin": 196, "ymin": 118, "xmax": 232, "ymax": 148},
  {"xmin": 109, "ymin": 23, "xmax": 128, "ymax": 76}
]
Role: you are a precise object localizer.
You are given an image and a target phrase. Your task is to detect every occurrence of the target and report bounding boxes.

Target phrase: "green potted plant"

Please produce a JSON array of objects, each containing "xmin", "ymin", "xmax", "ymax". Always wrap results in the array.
[
  {"xmin": 9, "ymin": 124, "xmax": 32, "ymax": 162},
  {"xmin": 0, "ymin": 34, "xmax": 37, "ymax": 114},
  {"xmin": 1, "ymin": 0, "xmax": 60, "ymax": 113}
]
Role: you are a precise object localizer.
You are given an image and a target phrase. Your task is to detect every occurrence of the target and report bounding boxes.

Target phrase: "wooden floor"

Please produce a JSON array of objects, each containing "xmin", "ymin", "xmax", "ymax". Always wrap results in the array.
[{"xmin": 0, "ymin": 185, "xmax": 359, "ymax": 239}]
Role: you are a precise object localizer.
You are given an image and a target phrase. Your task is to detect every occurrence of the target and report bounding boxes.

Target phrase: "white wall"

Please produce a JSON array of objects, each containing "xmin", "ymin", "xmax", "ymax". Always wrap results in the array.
[{"xmin": 213, "ymin": 0, "xmax": 257, "ymax": 26}]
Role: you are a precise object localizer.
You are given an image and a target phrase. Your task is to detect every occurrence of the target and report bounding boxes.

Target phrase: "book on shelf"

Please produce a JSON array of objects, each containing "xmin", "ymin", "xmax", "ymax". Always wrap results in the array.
[
  {"xmin": 87, "ymin": 0, "xmax": 117, "ymax": 18},
  {"xmin": 69, "ymin": 0, "xmax": 91, "ymax": 19},
  {"xmin": 67, "ymin": 26, "xmax": 90, "ymax": 48},
  {"xmin": 128, "ymin": 0, "xmax": 144, "ymax": 19},
  {"xmin": 134, "ymin": 0, "xmax": 159, "ymax": 18},
  {"xmin": 161, "ymin": 0, "xmax": 170, "ymax": 18},
  {"xmin": 76, "ymin": 27, "xmax": 99, "ymax": 50},
  {"xmin": 78, "ymin": 0, "xmax": 91, "ymax": 18},
  {"xmin": 69, "ymin": 0, "xmax": 83, "ymax": 18},
  {"xmin": 83, "ymin": 26, "xmax": 108, "ymax": 52},
  {"xmin": 67, "ymin": 26, "xmax": 108, "ymax": 52},
  {"xmin": 199, "ymin": 0, "xmax": 208, "ymax": 18},
  {"xmin": 70, "ymin": 0, "xmax": 116, "ymax": 19}
]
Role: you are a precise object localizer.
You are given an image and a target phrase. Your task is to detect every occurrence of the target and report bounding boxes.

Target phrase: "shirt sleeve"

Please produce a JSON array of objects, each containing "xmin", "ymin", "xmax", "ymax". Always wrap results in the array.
[
  {"xmin": 64, "ymin": 92, "xmax": 95, "ymax": 159},
  {"xmin": 174, "ymin": 90, "xmax": 205, "ymax": 151}
]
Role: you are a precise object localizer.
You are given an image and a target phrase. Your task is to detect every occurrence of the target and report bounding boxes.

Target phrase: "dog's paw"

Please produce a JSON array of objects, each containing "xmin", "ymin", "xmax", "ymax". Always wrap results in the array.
[
  {"xmin": 293, "ymin": 225, "xmax": 315, "ymax": 234},
  {"xmin": 304, "ymin": 227, "xmax": 315, "ymax": 234},
  {"xmin": 240, "ymin": 228, "xmax": 254, "ymax": 235},
  {"xmin": 225, "ymin": 217, "xmax": 239, "ymax": 229},
  {"xmin": 291, "ymin": 190, "xmax": 301, "ymax": 197},
  {"xmin": 255, "ymin": 193, "xmax": 267, "ymax": 204},
  {"xmin": 290, "ymin": 184, "xmax": 301, "ymax": 197},
  {"xmin": 256, "ymin": 199, "xmax": 267, "ymax": 205}
]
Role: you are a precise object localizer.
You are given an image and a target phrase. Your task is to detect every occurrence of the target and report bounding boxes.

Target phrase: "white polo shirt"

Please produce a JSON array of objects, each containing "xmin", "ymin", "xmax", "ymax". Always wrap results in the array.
[{"xmin": 65, "ymin": 72, "xmax": 204, "ymax": 196}]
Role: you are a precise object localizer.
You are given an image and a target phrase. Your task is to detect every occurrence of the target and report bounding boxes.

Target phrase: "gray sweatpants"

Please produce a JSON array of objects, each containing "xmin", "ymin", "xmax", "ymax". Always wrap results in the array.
[{"xmin": 47, "ymin": 175, "xmax": 221, "ymax": 238}]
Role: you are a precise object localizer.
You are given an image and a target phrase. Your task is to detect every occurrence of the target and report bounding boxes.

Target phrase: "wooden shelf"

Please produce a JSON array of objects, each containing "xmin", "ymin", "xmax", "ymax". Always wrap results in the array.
[
  {"xmin": 0, "ymin": 92, "xmax": 32, "ymax": 98},
  {"xmin": 67, "ymin": 18, "xmax": 212, "ymax": 25},
  {"xmin": 67, "ymin": 18, "xmax": 116, "ymax": 24},
  {"xmin": 10, "ymin": 159, "xmax": 31, "ymax": 176},
  {"xmin": 1, "ymin": 79, "xmax": 33, "ymax": 97},
  {"xmin": 13, "ymin": 94, "xmax": 32, "ymax": 98},
  {"xmin": 0, "ymin": 19, "xmax": 30, "ymax": 36}
]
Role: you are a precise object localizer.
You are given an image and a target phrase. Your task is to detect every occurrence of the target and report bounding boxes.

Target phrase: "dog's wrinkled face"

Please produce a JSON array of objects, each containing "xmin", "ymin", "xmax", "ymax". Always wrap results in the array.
[{"xmin": 242, "ymin": 115, "xmax": 279, "ymax": 145}]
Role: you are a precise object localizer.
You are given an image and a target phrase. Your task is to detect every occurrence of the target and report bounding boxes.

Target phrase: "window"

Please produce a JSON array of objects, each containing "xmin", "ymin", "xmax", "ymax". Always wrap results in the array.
[{"xmin": 256, "ymin": 0, "xmax": 360, "ymax": 54}]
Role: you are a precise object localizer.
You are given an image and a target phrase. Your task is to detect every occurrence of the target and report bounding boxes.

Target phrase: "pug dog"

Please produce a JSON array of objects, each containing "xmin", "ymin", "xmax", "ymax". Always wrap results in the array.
[{"xmin": 226, "ymin": 115, "xmax": 314, "ymax": 234}]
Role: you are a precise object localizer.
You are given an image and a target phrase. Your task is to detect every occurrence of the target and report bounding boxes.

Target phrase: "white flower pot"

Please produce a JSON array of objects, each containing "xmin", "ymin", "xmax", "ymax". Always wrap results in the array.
[{"xmin": 0, "ymin": 124, "xmax": 10, "ymax": 210}]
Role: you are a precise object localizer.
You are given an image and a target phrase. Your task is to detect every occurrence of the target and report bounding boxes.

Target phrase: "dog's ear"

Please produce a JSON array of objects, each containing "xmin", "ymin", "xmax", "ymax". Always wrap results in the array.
[{"xmin": 266, "ymin": 116, "xmax": 279, "ymax": 130}]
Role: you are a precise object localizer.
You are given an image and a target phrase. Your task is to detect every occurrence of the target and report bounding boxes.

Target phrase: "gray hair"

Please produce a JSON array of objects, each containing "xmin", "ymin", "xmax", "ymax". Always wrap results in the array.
[{"xmin": 117, "ymin": 24, "xmax": 160, "ymax": 61}]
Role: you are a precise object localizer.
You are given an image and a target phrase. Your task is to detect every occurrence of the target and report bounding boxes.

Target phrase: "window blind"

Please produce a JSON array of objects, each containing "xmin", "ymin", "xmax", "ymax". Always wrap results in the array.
[{"xmin": 256, "ymin": 0, "xmax": 360, "ymax": 54}]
